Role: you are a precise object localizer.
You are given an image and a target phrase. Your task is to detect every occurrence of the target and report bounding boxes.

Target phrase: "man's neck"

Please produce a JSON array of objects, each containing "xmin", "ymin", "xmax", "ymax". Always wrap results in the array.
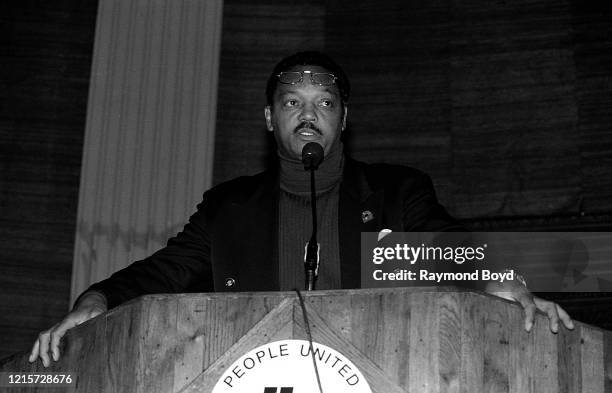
[{"xmin": 278, "ymin": 143, "xmax": 344, "ymax": 195}]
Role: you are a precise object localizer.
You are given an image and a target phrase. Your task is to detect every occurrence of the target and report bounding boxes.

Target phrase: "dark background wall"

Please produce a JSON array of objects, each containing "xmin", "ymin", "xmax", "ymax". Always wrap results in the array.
[
  {"xmin": 214, "ymin": 0, "xmax": 612, "ymax": 225},
  {"xmin": 0, "ymin": 1, "xmax": 98, "ymax": 360},
  {"xmin": 1, "ymin": 0, "xmax": 611, "ymax": 360}
]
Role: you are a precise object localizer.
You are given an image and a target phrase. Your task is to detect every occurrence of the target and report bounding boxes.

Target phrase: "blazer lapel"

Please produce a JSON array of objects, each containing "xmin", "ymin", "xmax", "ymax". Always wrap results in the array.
[
  {"xmin": 220, "ymin": 170, "xmax": 279, "ymax": 291},
  {"xmin": 218, "ymin": 158, "xmax": 385, "ymax": 291},
  {"xmin": 339, "ymin": 158, "xmax": 384, "ymax": 289}
]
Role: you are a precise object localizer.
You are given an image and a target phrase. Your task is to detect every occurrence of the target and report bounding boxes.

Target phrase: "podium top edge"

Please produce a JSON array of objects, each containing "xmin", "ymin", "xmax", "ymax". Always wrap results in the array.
[{"xmin": 130, "ymin": 286, "xmax": 476, "ymax": 302}]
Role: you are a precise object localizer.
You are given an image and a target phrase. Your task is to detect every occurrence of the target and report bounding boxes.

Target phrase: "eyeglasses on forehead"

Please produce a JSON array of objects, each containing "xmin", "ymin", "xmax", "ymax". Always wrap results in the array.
[{"xmin": 276, "ymin": 70, "xmax": 337, "ymax": 86}]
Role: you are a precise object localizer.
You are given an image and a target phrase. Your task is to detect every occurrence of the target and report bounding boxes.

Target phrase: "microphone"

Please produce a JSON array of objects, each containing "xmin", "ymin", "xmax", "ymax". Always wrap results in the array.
[
  {"xmin": 301, "ymin": 142, "xmax": 324, "ymax": 170},
  {"xmin": 301, "ymin": 142, "xmax": 324, "ymax": 290}
]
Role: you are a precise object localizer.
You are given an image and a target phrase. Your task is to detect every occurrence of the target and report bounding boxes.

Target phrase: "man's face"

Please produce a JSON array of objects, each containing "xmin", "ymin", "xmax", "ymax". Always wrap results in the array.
[{"xmin": 265, "ymin": 65, "xmax": 347, "ymax": 160}]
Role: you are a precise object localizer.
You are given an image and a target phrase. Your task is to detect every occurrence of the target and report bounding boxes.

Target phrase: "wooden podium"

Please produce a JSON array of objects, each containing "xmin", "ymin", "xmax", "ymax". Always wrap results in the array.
[{"xmin": 2, "ymin": 287, "xmax": 611, "ymax": 392}]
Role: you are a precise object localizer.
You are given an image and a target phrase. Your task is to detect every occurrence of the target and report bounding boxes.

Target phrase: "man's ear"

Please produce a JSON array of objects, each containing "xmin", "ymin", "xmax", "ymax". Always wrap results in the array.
[
  {"xmin": 264, "ymin": 106, "xmax": 273, "ymax": 132},
  {"xmin": 342, "ymin": 105, "xmax": 348, "ymax": 131}
]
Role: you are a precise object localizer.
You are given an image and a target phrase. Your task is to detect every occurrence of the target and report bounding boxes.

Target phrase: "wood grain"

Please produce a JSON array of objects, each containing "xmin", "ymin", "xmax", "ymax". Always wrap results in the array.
[
  {"xmin": 507, "ymin": 299, "xmax": 531, "ymax": 393},
  {"xmin": 483, "ymin": 293, "xmax": 510, "ymax": 393},
  {"xmin": 580, "ymin": 326, "xmax": 605, "ymax": 393},
  {"xmin": 292, "ymin": 300, "xmax": 408, "ymax": 393},
  {"xmin": 558, "ymin": 323, "xmax": 582, "ymax": 393},
  {"xmin": 438, "ymin": 292, "xmax": 462, "ymax": 393},
  {"xmin": 173, "ymin": 297, "xmax": 207, "ymax": 391},
  {"xmin": 605, "ymin": 330, "xmax": 612, "ymax": 392},
  {"xmin": 460, "ymin": 292, "xmax": 485, "ymax": 393},
  {"xmin": 179, "ymin": 297, "xmax": 294, "ymax": 393},
  {"xmin": 141, "ymin": 297, "xmax": 179, "ymax": 393},
  {"xmin": 532, "ymin": 312, "xmax": 559, "ymax": 393},
  {"xmin": 1, "ymin": 288, "xmax": 611, "ymax": 392},
  {"xmin": 409, "ymin": 292, "xmax": 440, "ymax": 393}
]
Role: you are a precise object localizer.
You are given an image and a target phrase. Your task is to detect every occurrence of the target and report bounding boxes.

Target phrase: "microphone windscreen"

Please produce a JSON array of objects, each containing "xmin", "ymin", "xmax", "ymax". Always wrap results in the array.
[{"xmin": 301, "ymin": 142, "xmax": 324, "ymax": 170}]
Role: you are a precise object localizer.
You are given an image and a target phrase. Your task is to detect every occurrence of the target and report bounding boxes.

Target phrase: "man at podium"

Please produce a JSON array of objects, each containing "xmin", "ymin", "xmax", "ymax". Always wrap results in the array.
[{"xmin": 29, "ymin": 51, "xmax": 574, "ymax": 367}]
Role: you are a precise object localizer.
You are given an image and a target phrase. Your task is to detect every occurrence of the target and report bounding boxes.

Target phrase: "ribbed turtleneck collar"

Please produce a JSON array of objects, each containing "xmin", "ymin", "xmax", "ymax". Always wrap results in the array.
[{"xmin": 278, "ymin": 142, "xmax": 344, "ymax": 195}]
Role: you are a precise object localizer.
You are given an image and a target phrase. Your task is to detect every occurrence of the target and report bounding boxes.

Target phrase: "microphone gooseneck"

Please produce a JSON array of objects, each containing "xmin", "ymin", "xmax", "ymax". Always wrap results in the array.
[{"xmin": 302, "ymin": 142, "xmax": 324, "ymax": 290}]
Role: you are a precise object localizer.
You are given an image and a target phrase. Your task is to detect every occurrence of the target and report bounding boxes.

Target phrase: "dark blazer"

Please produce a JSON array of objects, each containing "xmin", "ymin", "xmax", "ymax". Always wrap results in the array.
[{"xmin": 89, "ymin": 157, "xmax": 462, "ymax": 308}]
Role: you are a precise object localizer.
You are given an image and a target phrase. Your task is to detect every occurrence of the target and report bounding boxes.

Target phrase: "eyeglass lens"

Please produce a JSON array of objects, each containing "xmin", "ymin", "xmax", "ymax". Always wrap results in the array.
[{"xmin": 278, "ymin": 72, "xmax": 335, "ymax": 86}]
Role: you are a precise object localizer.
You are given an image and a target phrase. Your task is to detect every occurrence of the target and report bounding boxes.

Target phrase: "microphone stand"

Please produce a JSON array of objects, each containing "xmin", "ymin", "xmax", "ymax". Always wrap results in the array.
[
  {"xmin": 301, "ymin": 142, "xmax": 323, "ymax": 291},
  {"xmin": 304, "ymin": 166, "xmax": 319, "ymax": 291}
]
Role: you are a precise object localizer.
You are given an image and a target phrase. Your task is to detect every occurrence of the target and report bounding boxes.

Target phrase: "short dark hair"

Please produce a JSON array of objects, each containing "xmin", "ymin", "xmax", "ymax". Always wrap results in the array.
[{"xmin": 265, "ymin": 51, "xmax": 350, "ymax": 106}]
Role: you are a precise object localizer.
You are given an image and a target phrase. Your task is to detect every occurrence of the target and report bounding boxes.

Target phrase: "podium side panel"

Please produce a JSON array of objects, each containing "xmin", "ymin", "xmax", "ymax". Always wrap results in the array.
[
  {"xmin": 557, "ymin": 324, "xmax": 582, "ymax": 393},
  {"xmin": 483, "ymin": 295, "xmax": 510, "ymax": 393},
  {"xmin": 461, "ymin": 293, "xmax": 485, "ymax": 393},
  {"xmin": 507, "ymin": 299, "xmax": 532, "ymax": 393},
  {"xmin": 605, "ymin": 331, "xmax": 612, "ymax": 392},
  {"xmin": 104, "ymin": 301, "xmax": 143, "ymax": 393},
  {"xmin": 532, "ymin": 312, "xmax": 559, "ymax": 393},
  {"xmin": 141, "ymin": 297, "xmax": 179, "ymax": 393},
  {"xmin": 408, "ymin": 292, "xmax": 439, "ymax": 393},
  {"xmin": 173, "ymin": 297, "xmax": 207, "ymax": 392},
  {"xmin": 379, "ymin": 291, "xmax": 413, "ymax": 386},
  {"xmin": 438, "ymin": 291, "xmax": 462, "ymax": 393},
  {"xmin": 580, "ymin": 326, "xmax": 604, "ymax": 393}
]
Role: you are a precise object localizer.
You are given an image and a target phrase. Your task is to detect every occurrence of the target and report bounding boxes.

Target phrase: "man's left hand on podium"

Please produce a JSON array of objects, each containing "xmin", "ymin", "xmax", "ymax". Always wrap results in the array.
[{"xmin": 485, "ymin": 279, "xmax": 575, "ymax": 333}]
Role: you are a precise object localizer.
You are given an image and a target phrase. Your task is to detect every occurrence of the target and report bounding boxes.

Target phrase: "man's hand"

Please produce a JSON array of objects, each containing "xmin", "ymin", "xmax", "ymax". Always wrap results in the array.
[
  {"xmin": 485, "ymin": 280, "xmax": 574, "ymax": 333},
  {"xmin": 29, "ymin": 291, "xmax": 107, "ymax": 367}
]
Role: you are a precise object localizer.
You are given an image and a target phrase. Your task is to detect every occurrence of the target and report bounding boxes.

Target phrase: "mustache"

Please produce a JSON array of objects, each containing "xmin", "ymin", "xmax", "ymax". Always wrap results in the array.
[{"xmin": 293, "ymin": 122, "xmax": 322, "ymax": 135}]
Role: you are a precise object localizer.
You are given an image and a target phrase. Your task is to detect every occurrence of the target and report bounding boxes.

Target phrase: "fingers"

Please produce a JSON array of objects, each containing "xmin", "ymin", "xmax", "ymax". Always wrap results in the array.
[
  {"xmin": 30, "ymin": 322, "xmax": 65, "ymax": 367},
  {"xmin": 533, "ymin": 297, "xmax": 576, "ymax": 333},
  {"xmin": 37, "ymin": 328, "xmax": 52, "ymax": 367},
  {"xmin": 49, "ymin": 321, "xmax": 71, "ymax": 362},
  {"xmin": 515, "ymin": 292, "xmax": 537, "ymax": 332},
  {"xmin": 29, "ymin": 323, "xmax": 61, "ymax": 367},
  {"xmin": 29, "ymin": 303, "xmax": 106, "ymax": 366},
  {"xmin": 535, "ymin": 297, "xmax": 560, "ymax": 333},
  {"xmin": 28, "ymin": 338, "xmax": 40, "ymax": 363},
  {"xmin": 556, "ymin": 303, "xmax": 575, "ymax": 330},
  {"xmin": 28, "ymin": 324, "xmax": 69, "ymax": 367}
]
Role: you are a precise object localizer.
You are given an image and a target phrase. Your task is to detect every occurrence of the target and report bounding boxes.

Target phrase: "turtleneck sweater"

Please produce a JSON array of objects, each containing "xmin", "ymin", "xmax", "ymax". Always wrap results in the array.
[{"xmin": 277, "ymin": 142, "xmax": 344, "ymax": 290}]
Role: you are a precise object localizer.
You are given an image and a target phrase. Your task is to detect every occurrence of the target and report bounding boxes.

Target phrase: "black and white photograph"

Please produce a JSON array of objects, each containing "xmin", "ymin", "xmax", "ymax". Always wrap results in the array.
[{"xmin": 1, "ymin": 0, "xmax": 611, "ymax": 391}]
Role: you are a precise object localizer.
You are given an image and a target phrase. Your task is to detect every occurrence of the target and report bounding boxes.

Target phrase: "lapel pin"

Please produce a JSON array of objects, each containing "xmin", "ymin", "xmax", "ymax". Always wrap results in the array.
[
  {"xmin": 361, "ymin": 210, "xmax": 374, "ymax": 223},
  {"xmin": 225, "ymin": 277, "xmax": 236, "ymax": 288}
]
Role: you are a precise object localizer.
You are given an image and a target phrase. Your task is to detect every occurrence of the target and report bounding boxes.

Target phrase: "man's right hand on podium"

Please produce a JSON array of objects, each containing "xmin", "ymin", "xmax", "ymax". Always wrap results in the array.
[{"xmin": 28, "ymin": 291, "xmax": 107, "ymax": 367}]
